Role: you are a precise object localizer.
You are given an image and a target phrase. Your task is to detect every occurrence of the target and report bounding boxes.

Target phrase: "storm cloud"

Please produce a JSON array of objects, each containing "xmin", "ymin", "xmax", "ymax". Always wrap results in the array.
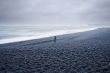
[{"xmin": 0, "ymin": 0, "xmax": 110, "ymax": 27}]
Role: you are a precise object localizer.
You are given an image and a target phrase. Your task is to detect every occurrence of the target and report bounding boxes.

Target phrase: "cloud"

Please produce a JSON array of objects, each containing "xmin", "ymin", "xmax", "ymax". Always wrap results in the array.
[
  {"xmin": 79, "ymin": 0, "xmax": 110, "ymax": 23},
  {"xmin": 0, "ymin": 0, "xmax": 110, "ymax": 27}
]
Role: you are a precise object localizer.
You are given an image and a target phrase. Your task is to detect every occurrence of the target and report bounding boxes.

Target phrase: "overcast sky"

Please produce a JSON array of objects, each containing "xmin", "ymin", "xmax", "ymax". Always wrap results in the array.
[{"xmin": 0, "ymin": 0, "xmax": 110, "ymax": 27}]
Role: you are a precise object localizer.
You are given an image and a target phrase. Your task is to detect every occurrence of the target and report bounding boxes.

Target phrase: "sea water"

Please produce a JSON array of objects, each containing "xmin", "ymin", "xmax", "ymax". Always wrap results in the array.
[{"xmin": 0, "ymin": 25, "xmax": 96, "ymax": 44}]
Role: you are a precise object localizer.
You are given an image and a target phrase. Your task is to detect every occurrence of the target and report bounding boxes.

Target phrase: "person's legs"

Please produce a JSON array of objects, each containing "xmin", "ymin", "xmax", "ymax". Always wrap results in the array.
[{"xmin": 54, "ymin": 36, "xmax": 56, "ymax": 43}]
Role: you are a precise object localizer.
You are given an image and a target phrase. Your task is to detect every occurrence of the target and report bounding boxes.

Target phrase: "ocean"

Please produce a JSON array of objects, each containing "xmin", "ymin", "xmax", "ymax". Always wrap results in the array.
[{"xmin": 0, "ymin": 25, "xmax": 96, "ymax": 44}]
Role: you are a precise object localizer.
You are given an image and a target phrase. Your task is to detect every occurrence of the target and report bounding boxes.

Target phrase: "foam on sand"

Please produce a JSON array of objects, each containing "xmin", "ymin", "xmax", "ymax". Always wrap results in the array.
[{"xmin": 0, "ymin": 28, "xmax": 97, "ymax": 44}]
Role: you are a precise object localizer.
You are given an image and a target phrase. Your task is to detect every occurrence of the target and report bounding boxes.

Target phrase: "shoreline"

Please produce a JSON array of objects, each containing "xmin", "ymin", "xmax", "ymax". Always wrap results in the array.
[{"xmin": 0, "ymin": 28, "xmax": 97, "ymax": 45}]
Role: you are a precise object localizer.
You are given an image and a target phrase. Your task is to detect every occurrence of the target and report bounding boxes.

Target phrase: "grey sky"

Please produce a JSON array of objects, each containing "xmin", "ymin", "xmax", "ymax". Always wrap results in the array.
[{"xmin": 0, "ymin": 0, "xmax": 110, "ymax": 27}]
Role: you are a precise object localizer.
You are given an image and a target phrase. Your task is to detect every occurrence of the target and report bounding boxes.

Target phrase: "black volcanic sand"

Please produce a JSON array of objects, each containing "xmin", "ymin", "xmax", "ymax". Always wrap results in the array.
[{"xmin": 0, "ymin": 28, "xmax": 110, "ymax": 73}]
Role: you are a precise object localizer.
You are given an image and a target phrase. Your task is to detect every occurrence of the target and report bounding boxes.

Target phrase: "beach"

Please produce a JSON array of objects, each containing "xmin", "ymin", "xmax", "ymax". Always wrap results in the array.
[{"xmin": 0, "ymin": 28, "xmax": 110, "ymax": 73}]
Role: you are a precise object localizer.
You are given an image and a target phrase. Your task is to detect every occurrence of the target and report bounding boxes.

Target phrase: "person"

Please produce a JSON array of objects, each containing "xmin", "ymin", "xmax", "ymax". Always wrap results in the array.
[{"xmin": 54, "ymin": 36, "xmax": 56, "ymax": 43}]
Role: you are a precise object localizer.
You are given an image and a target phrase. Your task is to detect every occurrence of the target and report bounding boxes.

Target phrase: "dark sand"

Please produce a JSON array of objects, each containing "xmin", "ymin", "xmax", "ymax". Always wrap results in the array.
[{"xmin": 0, "ymin": 28, "xmax": 110, "ymax": 73}]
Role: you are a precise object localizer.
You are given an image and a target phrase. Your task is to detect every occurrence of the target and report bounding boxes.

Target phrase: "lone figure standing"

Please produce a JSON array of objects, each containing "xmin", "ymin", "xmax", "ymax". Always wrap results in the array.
[{"xmin": 54, "ymin": 36, "xmax": 56, "ymax": 43}]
